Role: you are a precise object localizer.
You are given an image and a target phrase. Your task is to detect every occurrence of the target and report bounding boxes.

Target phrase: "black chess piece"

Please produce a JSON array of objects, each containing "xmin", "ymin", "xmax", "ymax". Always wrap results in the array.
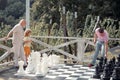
[
  {"xmin": 117, "ymin": 54, "xmax": 120, "ymax": 62},
  {"xmin": 98, "ymin": 57, "xmax": 104, "ymax": 73},
  {"xmin": 109, "ymin": 57, "xmax": 116, "ymax": 75},
  {"xmin": 111, "ymin": 67, "xmax": 120, "ymax": 80},
  {"xmin": 101, "ymin": 63, "xmax": 111, "ymax": 80},
  {"xmin": 115, "ymin": 54, "xmax": 120, "ymax": 67},
  {"xmin": 93, "ymin": 64, "xmax": 101, "ymax": 78},
  {"xmin": 103, "ymin": 57, "xmax": 107, "ymax": 64},
  {"xmin": 112, "ymin": 57, "xmax": 116, "ymax": 65}
]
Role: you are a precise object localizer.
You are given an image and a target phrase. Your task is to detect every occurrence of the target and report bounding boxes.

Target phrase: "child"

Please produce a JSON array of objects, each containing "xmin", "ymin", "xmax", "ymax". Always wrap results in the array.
[{"xmin": 24, "ymin": 29, "xmax": 32, "ymax": 61}]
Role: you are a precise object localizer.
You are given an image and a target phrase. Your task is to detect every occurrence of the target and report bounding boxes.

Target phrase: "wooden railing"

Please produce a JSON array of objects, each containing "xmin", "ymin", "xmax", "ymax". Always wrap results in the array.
[{"xmin": 0, "ymin": 36, "xmax": 120, "ymax": 67}]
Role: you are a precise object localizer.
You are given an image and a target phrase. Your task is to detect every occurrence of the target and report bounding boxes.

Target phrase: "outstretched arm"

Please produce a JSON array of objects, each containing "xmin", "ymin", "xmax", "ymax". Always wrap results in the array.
[{"xmin": 6, "ymin": 30, "xmax": 13, "ymax": 39}]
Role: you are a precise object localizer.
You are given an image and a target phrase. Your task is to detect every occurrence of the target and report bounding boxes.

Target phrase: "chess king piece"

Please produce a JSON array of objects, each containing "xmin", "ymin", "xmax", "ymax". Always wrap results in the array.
[{"xmin": 17, "ymin": 60, "xmax": 25, "ymax": 75}]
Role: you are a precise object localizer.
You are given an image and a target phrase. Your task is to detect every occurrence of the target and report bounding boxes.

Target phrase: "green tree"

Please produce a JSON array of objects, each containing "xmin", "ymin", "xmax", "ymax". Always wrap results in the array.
[{"xmin": 0, "ymin": 0, "xmax": 7, "ymax": 10}]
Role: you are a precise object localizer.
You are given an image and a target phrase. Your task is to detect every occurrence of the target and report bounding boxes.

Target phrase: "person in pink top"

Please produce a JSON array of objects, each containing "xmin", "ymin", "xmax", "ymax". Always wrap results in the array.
[{"xmin": 88, "ymin": 27, "xmax": 109, "ymax": 67}]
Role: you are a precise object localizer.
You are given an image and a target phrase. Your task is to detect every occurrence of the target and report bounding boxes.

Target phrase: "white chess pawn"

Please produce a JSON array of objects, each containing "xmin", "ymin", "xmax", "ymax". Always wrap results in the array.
[{"xmin": 17, "ymin": 60, "xmax": 25, "ymax": 75}]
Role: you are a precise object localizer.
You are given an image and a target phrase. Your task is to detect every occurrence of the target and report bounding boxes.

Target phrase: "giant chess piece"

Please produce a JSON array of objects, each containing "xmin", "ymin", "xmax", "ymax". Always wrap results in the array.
[
  {"xmin": 48, "ymin": 55, "xmax": 54, "ymax": 67},
  {"xmin": 108, "ymin": 58, "xmax": 116, "ymax": 75},
  {"xmin": 98, "ymin": 57, "xmax": 104, "ymax": 73},
  {"xmin": 25, "ymin": 50, "xmax": 35, "ymax": 73},
  {"xmin": 93, "ymin": 57, "xmax": 105, "ymax": 79},
  {"xmin": 115, "ymin": 54, "xmax": 120, "ymax": 67},
  {"xmin": 34, "ymin": 51, "xmax": 41, "ymax": 74},
  {"xmin": 103, "ymin": 57, "xmax": 107, "ymax": 65},
  {"xmin": 35, "ymin": 63, "xmax": 42, "ymax": 76},
  {"xmin": 111, "ymin": 67, "xmax": 120, "ymax": 80},
  {"xmin": 112, "ymin": 57, "xmax": 116, "ymax": 65},
  {"xmin": 41, "ymin": 53, "xmax": 49, "ymax": 76},
  {"xmin": 93, "ymin": 64, "xmax": 101, "ymax": 78},
  {"xmin": 16, "ymin": 60, "xmax": 26, "ymax": 75},
  {"xmin": 52, "ymin": 54, "xmax": 60, "ymax": 66},
  {"xmin": 101, "ymin": 64, "xmax": 111, "ymax": 80}
]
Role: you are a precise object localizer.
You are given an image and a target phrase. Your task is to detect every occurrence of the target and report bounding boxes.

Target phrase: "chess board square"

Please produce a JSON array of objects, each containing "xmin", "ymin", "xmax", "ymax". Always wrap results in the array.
[
  {"xmin": 57, "ymin": 68, "xmax": 68, "ymax": 71},
  {"xmin": 55, "ymin": 70, "xmax": 64, "ymax": 73},
  {"xmin": 49, "ymin": 70, "xmax": 57, "ymax": 73},
  {"xmin": 76, "ymin": 69, "xmax": 87, "ymax": 73},
  {"xmin": 58, "ymin": 74, "xmax": 70, "ymax": 77},
  {"xmin": 63, "ymin": 70, "xmax": 75, "ymax": 74},
  {"xmin": 80, "ymin": 67, "xmax": 90, "ymax": 70},
  {"xmin": 87, "ymin": 68, "xmax": 95, "ymax": 72},
  {"xmin": 82, "ymin": 72, "xmax": 94, "ymax": 76},
  {"xmin": 69, "ymin": 67, "xmax": 79, "ymax": 71},
  {"xmin": 45, "ymin": 75, "xmax": 57, "ymax": 79},
  {"xmin": 52, "ymin": 72, "xmax": 63, "ymax": 75},
  {"xmin": 79, "ymin": 75, "xmax": 91, "ymax": 79},
  {"xmin": 68, "ymin": 69, "xmax": 77, "ymax": 71},
  {"xmin": 65, "ymin": 77, "xmax": 78, "ymax": 80},
  {"xmin": 63, "ymin": 65, "xmax": 72, "ymax": 69},
  {"xmin": 70, "ymin": 73, "xmax": 82, "ymax": 77},
  {"xmin": 55, "ymin": 77, "xmax": 66, "ymax": 80}
]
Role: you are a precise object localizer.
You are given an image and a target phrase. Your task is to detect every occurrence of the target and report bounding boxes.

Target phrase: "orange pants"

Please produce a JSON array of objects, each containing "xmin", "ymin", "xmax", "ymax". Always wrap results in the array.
[{"xmin": 24, "ymin": 46, "xmax": 31, "ymax": 60}]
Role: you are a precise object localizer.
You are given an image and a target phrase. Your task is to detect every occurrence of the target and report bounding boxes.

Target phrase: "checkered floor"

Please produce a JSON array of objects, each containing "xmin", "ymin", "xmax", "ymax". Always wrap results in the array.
[
  {"xmin": 0, "ymin": 64, "xmax": 100, "ymax": 80},
  {"xmin": 42, "ymin": 64, "xmax": 99, "ymax": 80}
]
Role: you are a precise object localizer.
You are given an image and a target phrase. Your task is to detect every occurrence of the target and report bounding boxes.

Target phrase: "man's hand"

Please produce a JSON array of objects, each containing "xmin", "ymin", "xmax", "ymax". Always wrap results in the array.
[
  {"xmin": 93, "ymin": 40, "xmax": 96, "ymax": 44},
  {"xmin": 105, "ymin": 53, "xmax": 107, "ymax": 58}
]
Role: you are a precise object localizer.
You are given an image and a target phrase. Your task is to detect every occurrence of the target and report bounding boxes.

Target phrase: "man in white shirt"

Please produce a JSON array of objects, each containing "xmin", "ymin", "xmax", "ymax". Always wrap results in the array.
[{"xmin": 6, "ymin": 19, "xmax": 27, "ymax": 67}]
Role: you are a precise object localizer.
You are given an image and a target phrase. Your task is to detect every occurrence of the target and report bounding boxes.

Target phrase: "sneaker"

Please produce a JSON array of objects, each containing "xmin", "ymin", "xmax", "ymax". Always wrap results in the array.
[{"xmin": 88, "ymin": 64, "xmax": 94, "ymax": 67}]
